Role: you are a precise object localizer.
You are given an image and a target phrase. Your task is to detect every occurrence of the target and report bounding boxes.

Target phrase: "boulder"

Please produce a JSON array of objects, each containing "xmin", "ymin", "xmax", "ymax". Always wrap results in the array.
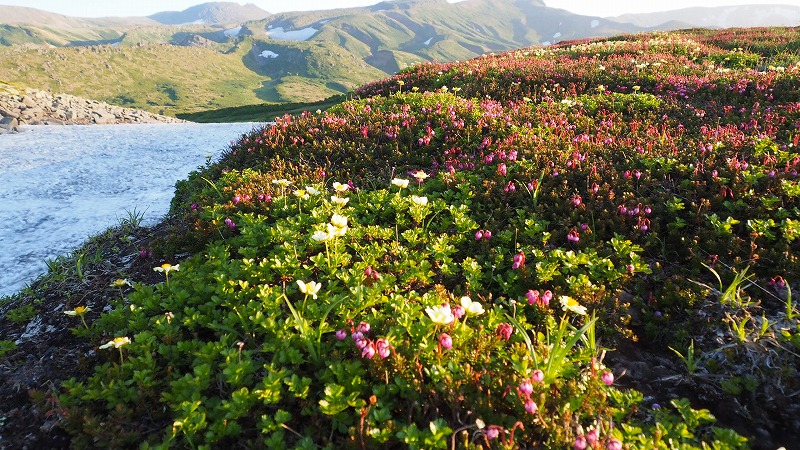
[
  {"xmin": 92, "ymin": 110, "xmax": 116, "ymax": 124},
  {"xmin": 1, "ymin": 108, "xmax": 20, "ymax": 119},
  {"xmin": 0, "ymin": 116, "xmax": 19, "ymax": 131},
  {"xmin": 20, "ymin": 106, "xmax": 43, "ymax": 121}
]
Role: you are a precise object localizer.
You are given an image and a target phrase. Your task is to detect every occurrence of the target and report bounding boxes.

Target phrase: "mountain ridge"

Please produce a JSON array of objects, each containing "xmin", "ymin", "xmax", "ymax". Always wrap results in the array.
[
  {"xmin": 148, "ymin": 2, "xmax": 271, "ymax": 25},
  {"xmin": 610, "ymin": 4, "xmax": 800, "ymax": 28},
  {"xmin": 0, "ymin": 1, "xmax": 796, "ymax": 114}
]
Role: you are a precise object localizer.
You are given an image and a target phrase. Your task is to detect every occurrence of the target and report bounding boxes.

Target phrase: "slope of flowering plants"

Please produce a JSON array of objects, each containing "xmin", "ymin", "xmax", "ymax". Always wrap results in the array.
[{"xmin": 53, "ymin": 28, "xmax": 800, "ymax": 449}]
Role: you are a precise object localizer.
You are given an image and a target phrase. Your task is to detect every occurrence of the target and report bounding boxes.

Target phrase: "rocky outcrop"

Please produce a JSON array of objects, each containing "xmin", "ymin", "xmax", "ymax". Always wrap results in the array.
[{"xmin": 0, "ymin": 83, "xmax": 184, "ymax": 133}]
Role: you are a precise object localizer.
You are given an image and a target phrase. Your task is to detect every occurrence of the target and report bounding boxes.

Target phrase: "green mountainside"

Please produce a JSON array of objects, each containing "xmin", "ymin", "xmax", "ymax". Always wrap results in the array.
[{"xmin": 0, "ymin": 0, "xmax": 643, "ymax": 116}]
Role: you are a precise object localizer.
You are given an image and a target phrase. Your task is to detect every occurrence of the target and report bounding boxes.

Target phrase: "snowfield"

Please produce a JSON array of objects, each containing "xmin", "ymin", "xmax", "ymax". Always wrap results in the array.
[{"xmin": 0, "ymin": 122, "xmax": 260, "ymax": 297}]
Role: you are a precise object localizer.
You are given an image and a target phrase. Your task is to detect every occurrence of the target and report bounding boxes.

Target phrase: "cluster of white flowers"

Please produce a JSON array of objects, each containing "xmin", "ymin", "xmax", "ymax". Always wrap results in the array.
[{"xmin": 313, "ymin": 213, "xmax": 349, "ymax": 242}]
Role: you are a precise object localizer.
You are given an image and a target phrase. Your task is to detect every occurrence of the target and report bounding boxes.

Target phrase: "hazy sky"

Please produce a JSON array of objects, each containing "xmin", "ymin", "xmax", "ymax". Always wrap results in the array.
[{"xmin": 0, "ymin": 0, "xmax": 794, "ymax": 18}]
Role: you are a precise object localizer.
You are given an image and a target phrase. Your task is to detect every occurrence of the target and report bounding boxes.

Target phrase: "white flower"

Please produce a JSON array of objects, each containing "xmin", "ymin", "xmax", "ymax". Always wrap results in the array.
[
  {"xmin": 305, "ymin": 186, "xmax": 320, "ymax": 195},
  {"xmin": 293, "ymin": 189, "xmax": 309, "ymax": 199},
  {"xmin": 460, "ymin": 296, "xmax": 485, "ymax": 315},
  {"xmin": 411, "ymin": 195, "xmax": 428, "ymax": 206},
  {"xmin": 425, "ymin": 304, "xmax": 455, "ymax": 325},
  {"xmin": 391, "ymin": 178, "xmax": 410, "ymax": 189},
  {"xmin": 99, "ymin": 336, "xmax": 131, "ymax": 349},
  {"xmin": 153, "ymin": 263, "xmax": 179, "ymax": 273},
  {"xmin": 332, "ymin": 182, "xmax": 350, "ymax": 193},
  {"xmin": 331, "ymin": 196, "xmax": 349, "ymax": 206},
  {"xmin": 327, "ymin": 223, "xmax": 348, "ymax": 237},
  {"xmin": 296, "ymin": 280, "xmax": 322, "ymax": 299},
  {"xmin": 272, "ymin": 179, "xmax": 291, "ymax": 187},
  {"xmin": 312, "ymin": 230, "xmax": 331, "ymax": 242},
  {"xmin": 412, "ymin": 170, "xmax": 429, "ymax": 182},
  {"xmin": 330, "ymin": 213, "xmax": 348, "ymax": 229},
  {"xmin": 559, "ymin": 295, "xmax": 587, "ymax": 315}
]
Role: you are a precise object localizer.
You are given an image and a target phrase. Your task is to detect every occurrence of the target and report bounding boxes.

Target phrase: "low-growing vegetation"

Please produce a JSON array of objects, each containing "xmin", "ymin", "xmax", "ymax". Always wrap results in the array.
[{"xmin": 4, "ymin": 27, "xmax": 800, "ymax": 449}]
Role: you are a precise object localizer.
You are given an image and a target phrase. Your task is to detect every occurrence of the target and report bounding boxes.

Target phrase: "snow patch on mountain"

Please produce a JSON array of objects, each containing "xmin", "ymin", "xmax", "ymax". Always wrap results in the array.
[{"xmin": 267, "ymin": 26, "xmax": 318, "ymax": 41}]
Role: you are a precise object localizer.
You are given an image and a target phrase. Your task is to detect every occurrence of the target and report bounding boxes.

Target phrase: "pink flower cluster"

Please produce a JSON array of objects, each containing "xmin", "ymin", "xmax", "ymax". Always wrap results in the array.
[
  {"xmin": 336, "ymin": 321, "xmax": 391, "ymax": 360},
  {"xmin": 516, "ymin": 369, "xmax": 545, "ymax": 415},
  {"xmin": 525, "ymin": 289, "xmax": 552, "ymax": 307}
]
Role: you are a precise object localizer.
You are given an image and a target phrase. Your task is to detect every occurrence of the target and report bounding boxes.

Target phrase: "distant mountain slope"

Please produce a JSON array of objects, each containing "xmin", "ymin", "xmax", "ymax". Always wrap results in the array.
[
  {"xmin": 256, "ymin": 0, "xmax": 642, "ymax": 72},
  {"xmin": 0, "ymin": 5, "xmax": 156, "ymax": 27},
  {"xmin": 611, "ymin": 4, "xmax": 800, "ymax": 28},
  {"xmin": 148, "ymin": 2, "xmax": 271, "ymax": 25},
  {"xmin": 0, "ymin": 0, "xmax": 648, "ymax": 107}
]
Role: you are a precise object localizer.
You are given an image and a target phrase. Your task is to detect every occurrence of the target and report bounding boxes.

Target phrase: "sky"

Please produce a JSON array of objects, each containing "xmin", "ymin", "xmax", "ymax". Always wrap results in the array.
[{"xmin": 0, "ymin": 0, "xmax": 794, "ymax": 18}]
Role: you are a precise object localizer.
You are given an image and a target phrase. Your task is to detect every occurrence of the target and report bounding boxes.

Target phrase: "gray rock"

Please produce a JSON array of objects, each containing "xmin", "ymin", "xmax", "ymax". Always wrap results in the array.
[
  {"xmin": 20, "ymin": 106, "xmax": 43, "ymax": 120},
  {"xmin": 21, "ymin": 96, "xmax": 37, "ymax": 107},
  {"xmin": 1, "ymin": 108, "xmax": 20, "ymax": 119},
  {"xmin": 0, "ymin": 116, "xmax": 19, "ymax": 131},
  {"xmin": 92, "ymin": 110, "xmax": 116, "ymax": 124}
]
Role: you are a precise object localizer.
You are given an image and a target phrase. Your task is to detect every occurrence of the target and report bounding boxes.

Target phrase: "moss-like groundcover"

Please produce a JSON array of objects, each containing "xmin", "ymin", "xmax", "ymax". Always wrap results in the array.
[{"xmin": 10, "ymin": 27, "xmax": 800, "ymax": 448}]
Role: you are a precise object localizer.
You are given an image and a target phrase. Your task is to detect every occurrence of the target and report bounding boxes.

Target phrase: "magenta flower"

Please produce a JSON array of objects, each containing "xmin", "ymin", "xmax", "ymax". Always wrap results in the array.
[
  {"xmin": 496, "ymin": 323, "xmax": 513, "ymax": 341},
  {"xmin": 365, "ymin": 266, "xmax": 380, "ymax": 281},
  {"xmin": 518, "ymin": 380, "xmax": 533, "ymax": 396},
  {"xmin": 524, "ymin": 398, "xmax": 538, "ymax": 414},
  {"xmin": 439, "ymin": 333, "xmax": 453, "ymax": 351},
  {"xmin": 335, "ymin": 329, "xmax": 347, "ymax": 340},
  {"xmin": 567, "ymin": 228, "xmax": 580, "ymax": 243},
  {"xmin": 355, "ymin": 338, "xmax": 368, "ymax": 350},
  {"xmin": 376, "ymin": 339, "xmax": 391, "ymax": 359},
  {"xmin": 483, "ymin": 230, "xmax": 492, "ymax": 239},
  {"xmin": 574, "ymin": 435, "xmax": 588, "ymax": 450},
  {"xmin": 586, "ymin": 428, "xmax": 599, "ymax": 445},
  {"xmin": 525, "ymin": 289, "xmax": 540, "ymax": 305},
  {"xmin": 362, "ymin": 342, "xmax": 376, "ymax": 359},
  {"xmin": 475, "ymin": 230, "xmax": 484, "ymax": 240},
  {"xmin": 531, "ymin": 369, "xmax": 545, "ymax": 383},
  {"xmin": 351, "ymin": 331, "xmax": 364, "ymax": 341},
  {"xmin": 358, "ymin": 321, "xmax": 371, "ymax": 334},
  {"xmin": 451, "ymin": 304, "xmax": 465, "ymax": 320},
  {"xmin": 498, "ymin": 163, "xmax": 507, "ymax": 176},
  {"xmin": 606, "ymin": 438, "xmax": 622, "ymax": 450},
  {"xmin": 512, "ymin": 251, "xmax": 526, "ymax": 269},
  {"xmin": 602, "ymin": 371, "xmax": 615, "ymax": 386},
  {"xmin": 224, "ymin": 217, "xmax": 236, "ymax": 230},
  {"xmin": 485, "ymin": 426, "xmax": 501, "ymax": 439},
  {"xmin": 542, "ymin": 290, "xmax": 552, "ymax": 306}
]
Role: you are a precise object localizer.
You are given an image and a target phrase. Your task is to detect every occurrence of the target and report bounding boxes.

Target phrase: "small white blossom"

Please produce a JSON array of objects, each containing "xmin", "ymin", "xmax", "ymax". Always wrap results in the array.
[
  {"xmin": 296, "ymin": 280, "xmax": 322, "ymax": 299},
  {"xmin": 411, "ymin": 195, "xmax": 428, "ymax": 206},
  {"xmin": 391, "ymin": 178, "xmax": 410, "ymax": 188}
]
